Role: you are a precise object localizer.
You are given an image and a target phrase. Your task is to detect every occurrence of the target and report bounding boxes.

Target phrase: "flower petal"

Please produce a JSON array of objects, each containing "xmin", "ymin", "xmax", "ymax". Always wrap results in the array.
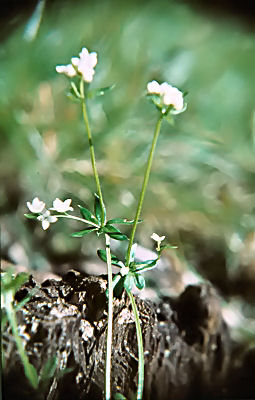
[
  {"xmin": 27, "ymin": 197, "xmax": 45, "ymax": 213},
  {"xmin": 42, "ymin": 220, "xmax": 50, "ymax": 230},
  {"xmin": 147, "ymin": 80, "xmax": 161, "ymax": 94}
]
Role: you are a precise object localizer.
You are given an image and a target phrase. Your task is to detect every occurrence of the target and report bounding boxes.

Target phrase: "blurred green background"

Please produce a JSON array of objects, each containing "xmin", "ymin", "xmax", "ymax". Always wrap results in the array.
[{"xmin": 1, "ymin": 0, "xmax": 255, "ymax": 307}]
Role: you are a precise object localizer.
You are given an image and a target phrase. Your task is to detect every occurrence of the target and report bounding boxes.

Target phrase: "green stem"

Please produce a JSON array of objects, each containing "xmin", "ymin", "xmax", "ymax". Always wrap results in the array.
[
  {"xmin": 105, "ymin": 234, "xmax": 113, "ymax": 400},
  {"xmin": 126, "ymin": 114, "xmax": 163, "ymax": 265},
  {"xmin": 79, "ymin": 78, "xmax": 113, "ymax": 400},
  {"xmin": 127, "ymin": 290, "xmax": 144, "ymax": 400},
  {"xmin": 80, "ymin": 78, "xmax": 105, "ymax": 224}
]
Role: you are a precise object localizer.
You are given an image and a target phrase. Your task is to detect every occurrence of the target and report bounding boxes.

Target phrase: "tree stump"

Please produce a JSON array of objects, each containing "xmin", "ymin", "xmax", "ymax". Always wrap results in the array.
[{"xmin": 2, "ymin": 270, "xmax": 232, "ymax": 399}]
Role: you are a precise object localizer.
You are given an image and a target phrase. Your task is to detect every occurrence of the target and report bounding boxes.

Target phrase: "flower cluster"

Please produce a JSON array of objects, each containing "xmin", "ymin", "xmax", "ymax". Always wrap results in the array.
[
  {"xmin": 56, "ymin": 47, "xmax": 97, "ymax": 82},
  {"xmin": 26, "ymin": 197, "xmax": 73, "ymax": 230},
  {"xmin": 147, "ymin": 80, "xmax": 184, "ymax": 113}
]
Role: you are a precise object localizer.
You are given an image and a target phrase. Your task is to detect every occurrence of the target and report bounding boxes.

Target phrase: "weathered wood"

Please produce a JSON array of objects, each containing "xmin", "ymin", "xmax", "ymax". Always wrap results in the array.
[{"xmin": 2, "ymin": 270, "xmax": 231, "ymax": 399}]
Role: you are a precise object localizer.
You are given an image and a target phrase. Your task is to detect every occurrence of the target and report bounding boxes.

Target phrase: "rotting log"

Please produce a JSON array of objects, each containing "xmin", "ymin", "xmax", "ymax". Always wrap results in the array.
[{"xmin": 2, "ymin": 270, "xmax": 232, "ymax": 400}]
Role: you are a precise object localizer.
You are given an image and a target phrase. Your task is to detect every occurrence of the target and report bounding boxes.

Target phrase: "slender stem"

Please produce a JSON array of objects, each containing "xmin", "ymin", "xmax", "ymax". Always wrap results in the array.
[
  {"xmin": 105, "ymin": 234, "xmax": 113, "ymax": 400},
  {"xmin": 79, "ymin": 78, "xmax": 113, "ymax": 399},
  {"xmin": 52, "ymin": 214, "xmax": 99, "ymax": 228},
  {"xmin": 126, "ymin": 114, "xmax": 163, "ymax": 265},
  {"xmin": 127, "ymin": 290, "xmax": 144, "ymax": 400},
  {"xmin": 80, "ymin": 78, "xmax": 105, "ymax": 224}
]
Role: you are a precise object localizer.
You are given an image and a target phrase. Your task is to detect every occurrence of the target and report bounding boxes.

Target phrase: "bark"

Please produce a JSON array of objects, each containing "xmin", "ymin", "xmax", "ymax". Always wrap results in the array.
[{"xmin": 2, "ymin": 270, "xmax": 233, "ymax": 399}]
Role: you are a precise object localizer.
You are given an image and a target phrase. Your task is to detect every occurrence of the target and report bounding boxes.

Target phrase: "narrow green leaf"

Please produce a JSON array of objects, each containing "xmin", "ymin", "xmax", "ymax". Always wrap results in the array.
[
  {"xmin": 24, "ymin": 362, "xmax": 38, "ymax": 389},
  {"xmin": 108, "ymin": 232, "xmax": 128, "ymax": 241},
  {"xmin": 160, "ymin": 244, "xmax": 178, "ymax": 252},
  {"xmin": 106, "ymin": 274, "xmax": 124, "ymax": 298},
  {"xmin": 97, "ymin": 249, "xmax": 123, "ymax": 267},
  {"xmin": 124, "ymin": 273, "xmax": 135, "ymax": 292},
  {"xmin": 134, "ymin": 259, "xmax": 158, "ymax": 272},
  {"xmin": 130, "ymin": 243, "xmax": 137, "ymax": 263},
  {"xmin": 107, "ymin": 218, "xmax": 142, "ymax": 225},
  {"xmin": 71, "ymin": 227, "xmax": 97, "ymax": 237},
  {"xmin": 112, "ymin": 275, "xmax": 125, "ymax": 297},
  {"xmin": 87, "ymin": 84, "xmax": 115, "ymax": 99},
  {"xmin": 70, "ymin": 81, "xmax": 81, "ymax": 98},
  {"xmin": 78, "ymin": 205, "xmax": 98, "ymax": 225},
  {"xmin": 2, "ymin": 272, "xmax": 29, "ymax": 293},
  {"xmin": 163, "ymin": 113, "xmax": 174, "ymax": 125},
  {"xmin": 94, "ymin": 193, "xmax": 106, "ymax": 225},
  {"xmin": 97, "ymin": 249, "xmax": 107, "ymax": 263},
  {"xmin": 103, "ymin": 224, "xmax": 121, "ymax": 234},
  {"xmin": 134, "ymin": 273, "xmax": 145, "ymax": 290},
  {"xmin": 146, "ymin": 93, "xmax": 162, "ymax": 107},
  {"xmin": 40, "ymin": 356, "xmax": 58, "ymax": 382},
  {"xmin": 24, "ymin": 213, "xmax": 38, "ymax": 219},
  {"xmin": 66, "ymin": 91, "xmax": 81, "ymax": 103},
  {"xmin": 103, "ymin": 225, "xmax": 128, "ymax": 241}
]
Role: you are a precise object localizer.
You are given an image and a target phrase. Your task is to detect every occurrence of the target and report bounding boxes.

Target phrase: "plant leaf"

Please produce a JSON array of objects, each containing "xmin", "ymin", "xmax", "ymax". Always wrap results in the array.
[
  {"xmin": 106, "ymin": 274, "xmax": 124, "ymax": 298},
  {"xmin": 40, "ymin": 356, "xmax": 58, "ymax": 382},
  {"xmin": 107, "ymin": 232, "xmax": 128, "ymax": 241},
  {"xmin": 163, "ymin": 113, "xmax": 174, "ymax": 125},
  {"xmin": 97, "ymin": 249, "xmax": 123, "ymax": 267},
  {"xmin": 87, "ymin": 84, "xmax": 115, "ymax": 99},
  {"xmin": 70, "ymin": 81, "xmax": 81, "ymax": 98},
  {"xmin": 133, "ymin": 259, "xmax": 158, "ymax": 272},
  {"xmin": 24, "ymin": 213, "xmax": 38, "ymax": 219},
  {"xmin": 66, "ymin": 91, "xmax": 81, "ymax": 103},
  {"xmin": 160, "ymin": 244, "xmax": 178, "ymax": 252},
  {"xmin": 94, "ymin": 193, "xmax": 106, "ymax": 225},
  {"xmin": 103, "ymin": 224, "xmax": 128, "ymax": 241},
  {"xmin": 71, "ymin": 227, "xmax": 97, "ymax": 237},
  {"xmin": 107, "ymin": 218, "xmax": 142, "ymax": 225},
  {"xmin": 78, "ymin": 205, "xmax": 98, "ymax": 225},
  {"xmin": 124, "ymin": 273, "xmax": 135, "ymax": 292},
  {"xmin": 130, "ymin": 243, "xmax": 137, "ymax": 263},
  {"xmin": 112, "ymin": 274, "xmax": 125, "ymax": 297},
  {"xmin": 2, "ymin": 272, "xmax": 29, "ymax": 293},
  {"xmin": 24, "ymin": 362, "xmax": 38, "ymax": 389},
  {"xmin": 134, "ymin": 273, "xmax": 145, "ymax": 290}
]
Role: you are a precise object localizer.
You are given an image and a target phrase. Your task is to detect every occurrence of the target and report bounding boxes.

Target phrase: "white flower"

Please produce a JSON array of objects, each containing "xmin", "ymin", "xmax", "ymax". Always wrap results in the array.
[
  {"xmin": 27, "ymin": 197, "xmax": 46, "ymax": 213},
  {"xmin": 151, "ymin": 232, "xmax": 165, "ymax": 251},
  {"xmin": 56, "ymin": 64, "xmax": 77, "ymax": 78},
  {"xmin": 72, "ymin": 47, "xmax": 97, "ymax": 83},
  {"xmin": 147, "ymin": 80, "xmax": 184, "ymax": 112},
  {"xmin": 56, "ymin": 47, "xmax": 97, "ymax": 83},
  {"xmin": 51, "ymin": 198, "xmax": 74, "ymax": 213},
  {"xmin": 161, "ymin": 83, "xmax": 184, "ymax": 111},
  {"xmin": 37, "ymin": 210, "xmax": 58, "ymax": 230}
]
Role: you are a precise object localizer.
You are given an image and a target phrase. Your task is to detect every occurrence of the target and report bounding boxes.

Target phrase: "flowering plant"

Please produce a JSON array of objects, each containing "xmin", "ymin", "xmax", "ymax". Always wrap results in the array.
[{"xmin": 25, "ymin": 46, "xmax": 186, "ymax": 400}]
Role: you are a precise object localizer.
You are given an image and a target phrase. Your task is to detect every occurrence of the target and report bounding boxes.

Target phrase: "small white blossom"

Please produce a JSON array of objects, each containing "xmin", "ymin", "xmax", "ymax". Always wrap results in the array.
[
  {"xmin": 52, "ymin": 198, "xmax": 74, "ymax": 213},
  {"xmin": 72, "ymin": 47, "xmax": 97, "ymax": 82},
  {"xmin": 147, "ymin": 80, "xmax": 184, "ymax": 112},
  {"xmin": 37, "ymin": 210, "xmax": 58, "ymax": 230},
  {"xmin": 56, "ymin": 64, "xmax": 77, "ymax": 78},
  {"xmin": 27, "ymin": 197, "xmax": 46, "ymax": 213},
  {"xmin": 56, "ymin": 47, "xmax": 97, "ymax": 83},
  {"xmin": 151, "ymin": 232, "xmax": 165, "ymax": 251}
]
